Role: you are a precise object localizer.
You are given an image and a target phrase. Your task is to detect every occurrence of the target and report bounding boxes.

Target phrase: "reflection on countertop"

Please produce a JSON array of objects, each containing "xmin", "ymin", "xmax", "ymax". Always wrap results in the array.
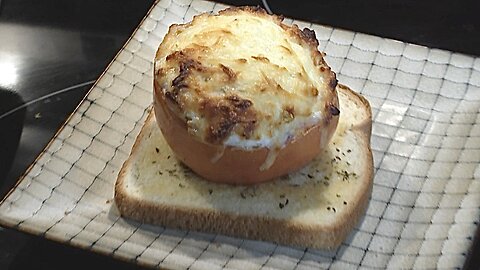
[{"xmin": 0, "ymin": 89, "xmax": 25, "ymax": 185}]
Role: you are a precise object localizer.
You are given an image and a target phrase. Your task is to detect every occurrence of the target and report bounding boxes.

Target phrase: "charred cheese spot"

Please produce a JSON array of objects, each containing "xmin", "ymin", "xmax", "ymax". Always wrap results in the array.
[
  {"xmin": 236, "ymin": 58, "xmax": 247, "ymax": 64},
  {"xmin": 251, "ymin": 55, "xmax": 270, "ymax": 62},
  {"xmin": 300, "ymin": 28, "xmax": 319, "ymax": 46},
  {"xmin": 219, "ymin": 64, "xmax": 237, "ymax": 81},
  {"xmin": 154, "ymin": 7, "xmax": 337, "ymax": 149},
  {"xmin": 200, "ymin": 95, "xmax": 256, "ymax": 143}
]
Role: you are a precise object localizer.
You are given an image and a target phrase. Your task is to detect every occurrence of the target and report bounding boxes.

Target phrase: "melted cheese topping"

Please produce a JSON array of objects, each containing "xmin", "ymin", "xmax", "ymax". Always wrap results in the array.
[{"xmin": 154, "ymin": 8, "xmax": 335, "ymax": 151}]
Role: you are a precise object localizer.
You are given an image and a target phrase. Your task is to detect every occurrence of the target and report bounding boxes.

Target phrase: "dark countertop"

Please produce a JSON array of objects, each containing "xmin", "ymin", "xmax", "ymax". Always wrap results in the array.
[{"xmin": 0, "ymin": 0, "xmax": 479, "ymax": 269}]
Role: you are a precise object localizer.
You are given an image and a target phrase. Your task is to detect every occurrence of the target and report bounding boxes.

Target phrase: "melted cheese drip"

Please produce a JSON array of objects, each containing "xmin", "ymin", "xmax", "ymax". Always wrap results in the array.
[
  {"xmin": 260, "ymin": 147, "xmax": 281, "ymax": 171},
  {"xmin": 210, "ymin": 145, "xmax": 225, "ymax": 163},
  {"xmin": 155, "ymin": 10, "xmax": 333, "ymax": 169}
]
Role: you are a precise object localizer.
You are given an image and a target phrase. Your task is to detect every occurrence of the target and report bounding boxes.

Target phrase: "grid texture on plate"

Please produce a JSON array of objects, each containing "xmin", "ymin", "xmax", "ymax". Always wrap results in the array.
[{"xmin": 1, "ymin": 0, "xmax": 479, "ymax": 269}]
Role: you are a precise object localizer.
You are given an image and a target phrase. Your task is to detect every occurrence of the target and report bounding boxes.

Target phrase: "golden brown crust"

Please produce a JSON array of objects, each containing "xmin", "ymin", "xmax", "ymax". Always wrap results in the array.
[
  {"xmin": 217, "ymin": 6, "xmax": 335, "ymax": 78},
  {"xmin": 114, "ymin": 84, "xmax": 373, "ymax": 250},
  {"xmin": 154, "ymin": 6, "xmax": 338, "ymax": 148}
]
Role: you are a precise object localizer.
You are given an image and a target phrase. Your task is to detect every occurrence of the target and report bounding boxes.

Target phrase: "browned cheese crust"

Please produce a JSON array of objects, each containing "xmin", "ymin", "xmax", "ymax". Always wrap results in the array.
[{"xmin": 154, "ymin": 6, "xmax": 338, "ymax": 145}]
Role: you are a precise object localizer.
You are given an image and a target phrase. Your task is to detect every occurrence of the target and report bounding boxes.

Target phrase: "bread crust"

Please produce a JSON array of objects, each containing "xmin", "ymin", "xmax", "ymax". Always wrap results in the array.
[{"xmin": 115, "ymin": 84, "xmax": 373, "ymax": 250}]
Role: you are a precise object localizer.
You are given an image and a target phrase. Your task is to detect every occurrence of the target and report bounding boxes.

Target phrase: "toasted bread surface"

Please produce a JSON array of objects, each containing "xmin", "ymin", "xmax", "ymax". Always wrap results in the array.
[{"xmin": 115, "ymin": 84, "xmax": 373, "ymax": 250}]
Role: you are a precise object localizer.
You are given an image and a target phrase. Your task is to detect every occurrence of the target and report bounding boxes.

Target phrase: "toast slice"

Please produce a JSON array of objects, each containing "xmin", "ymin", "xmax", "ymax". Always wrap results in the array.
[{"xmin": 114, "ymin": 84, "xmax": 373, "ymax": 250}]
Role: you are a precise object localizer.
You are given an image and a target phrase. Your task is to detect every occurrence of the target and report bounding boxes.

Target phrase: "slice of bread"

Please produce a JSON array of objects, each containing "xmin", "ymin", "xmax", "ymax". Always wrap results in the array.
[{"xmin": 114, "ymin": 84, "xmax": 373, "ymax": 250}]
